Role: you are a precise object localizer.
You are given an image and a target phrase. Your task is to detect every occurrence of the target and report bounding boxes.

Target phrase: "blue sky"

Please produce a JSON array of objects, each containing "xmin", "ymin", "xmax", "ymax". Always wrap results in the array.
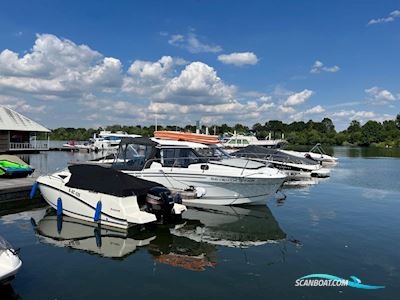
[{"xmin": 0, "ymin": 0, "xmax": 399, "ymax": 130}]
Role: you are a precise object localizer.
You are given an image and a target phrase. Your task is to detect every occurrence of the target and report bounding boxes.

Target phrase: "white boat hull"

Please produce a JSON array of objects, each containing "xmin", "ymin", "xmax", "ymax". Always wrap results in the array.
[
  {"xmin": 0, "ymin": 248, "xmax": 22, "ymax": 283},
  {"xmin": 37, "ymin": 176, "xmax": 160, "ymax": 229},
  {"xmin": 124, "ymin": 170, "xmax": 285, "ymax": 205}
]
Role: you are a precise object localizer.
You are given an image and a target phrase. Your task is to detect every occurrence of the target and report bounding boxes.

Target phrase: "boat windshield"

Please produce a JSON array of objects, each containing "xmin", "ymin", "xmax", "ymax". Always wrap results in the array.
[
  {"xmin": 195, "ymin": 146, "xmax": 231, "ymax": 160},
  {"xmin": 113, "ymin": 143, "xmax": 155, "ymax": 170}
]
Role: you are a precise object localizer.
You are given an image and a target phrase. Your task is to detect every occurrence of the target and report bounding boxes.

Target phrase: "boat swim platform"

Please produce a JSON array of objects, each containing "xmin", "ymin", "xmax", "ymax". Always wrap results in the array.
[{"xmin": 0, "ymin": 176, "xmax": 46, "ymax": 217}]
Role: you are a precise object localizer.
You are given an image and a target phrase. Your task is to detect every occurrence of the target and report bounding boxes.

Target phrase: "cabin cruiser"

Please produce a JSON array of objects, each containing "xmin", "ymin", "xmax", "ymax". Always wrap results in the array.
[
  {"xmin": 280, "ymin": 143, "xmax": 338, "ymax": 165},
  {"xmin": 110, "ymin": 137, "xmax": 287, "ymax": 206},
  {"xmin": 33, "ymin": 164, "xmax": 187, "ymax": 229},
  {"xmin": 0, "ymin": 236, "xmax": 22, "ymax": 283},
  {"xmin": 31, "ymin": 210, "xmax": 157, "ymax": 258},
  {"xmin": 90, "ymin": 131, "xmax": 141, "ymax": 151},
  {"xmin": 222, "ymin": 132, "xmax": 287, "ymax": 149},
  {"xmin": 233, "ymin": 145, "xmax": 330, "ymax": 179}
]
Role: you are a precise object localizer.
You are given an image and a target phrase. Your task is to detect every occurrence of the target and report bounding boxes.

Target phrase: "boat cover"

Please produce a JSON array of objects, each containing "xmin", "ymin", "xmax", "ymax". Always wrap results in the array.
[
  {"xmin": 233, "ymin": 145, "xmax": 318, "ymax": 165},
  {"xmin": 119, "ymin": 137, "xmax": 158, "ymax": 146},
  {"xmin": 66, "ymin": 164, "xmax": 162, "ymax": 197}
]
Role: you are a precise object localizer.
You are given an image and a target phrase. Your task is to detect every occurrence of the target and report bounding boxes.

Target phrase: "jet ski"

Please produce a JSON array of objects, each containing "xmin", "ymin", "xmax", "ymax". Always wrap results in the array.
[{"xmin": 0, "ymin": 155, "xmax": 34, "ymax": 178}]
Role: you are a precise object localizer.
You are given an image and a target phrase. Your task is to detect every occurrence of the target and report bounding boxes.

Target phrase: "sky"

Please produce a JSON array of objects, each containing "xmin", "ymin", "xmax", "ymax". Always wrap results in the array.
[{"xmin": 0, "ymin": 0, "xmax": 399, "ymax": 130}]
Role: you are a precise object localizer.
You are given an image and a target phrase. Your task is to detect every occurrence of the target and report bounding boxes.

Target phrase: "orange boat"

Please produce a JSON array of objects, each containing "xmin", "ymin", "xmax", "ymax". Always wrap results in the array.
[{"xmin": 154, "ymin": 131, "xmax": 220, "ymax": 145}]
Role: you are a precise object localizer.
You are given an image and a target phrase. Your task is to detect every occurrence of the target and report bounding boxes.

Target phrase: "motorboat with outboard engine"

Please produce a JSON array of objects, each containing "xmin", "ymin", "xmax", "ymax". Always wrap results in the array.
[
  {"xmin": 280, "ymin": 143, "xmax": 338, "ymax": 165},
  {"xmin": 33, "ymin": 164, "xmax": 187, "ymax": 229},
  {"xmin": 0, "ymin": 155, "xmax": 34, "ymax": 178},
  {"xmin": 232, "ymin": 145, "xmax": 330, "ymax": 179},
  {"xmin": 110, "ymin": 137, "xmax": 287, "ymax": 205},
  {"xmin": 0, "ymin": 236, "xmax": 22, "ymax": 283}
]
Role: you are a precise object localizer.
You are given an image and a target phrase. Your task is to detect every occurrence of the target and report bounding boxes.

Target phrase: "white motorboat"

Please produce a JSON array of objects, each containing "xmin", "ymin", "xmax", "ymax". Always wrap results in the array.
[
  {"xmin": 0, "ymin": 236, "xmax": 22, "ymax": 283},
  {"xmin": 222, "ymin": 132, "xmax": 287, "ymax": 149},
  {"xmin": 232, "ymin": 145, "xmax": 330, "ymax": 179},
  {"xmin": 90, "ymin": 131, "xmax": 141, "ymax": 151},
  {"xmin": 111, "ymin": 137, "xmax": 287, "ymax": 206},
  {"xmin": 280, "ymin": 143, "xmax": 338, "ymax": 165},
  {"xmin": 34, "ymin": 164, "xmax": 187, "ymax": 229},
  {"xmin": 32, "ymin": 211, "xmax": 156, "ymax": 258}
]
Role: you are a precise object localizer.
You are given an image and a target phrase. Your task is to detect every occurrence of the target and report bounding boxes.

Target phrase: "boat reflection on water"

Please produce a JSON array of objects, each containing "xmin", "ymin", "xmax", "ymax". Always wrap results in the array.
[
  {"xmin": 170, "ymin": 205, "xmax": 286, "ymax": 248},
  {"xmin": 31, "ymin": 205, "xmax": 289, "ymax": 271},
  {"xmin": 0, "ymin": 283, "xmax": 21, "ymax": 300},
  {"xmin": 31, "ymin": 210, "xmax": 157, "ymax": 259}
]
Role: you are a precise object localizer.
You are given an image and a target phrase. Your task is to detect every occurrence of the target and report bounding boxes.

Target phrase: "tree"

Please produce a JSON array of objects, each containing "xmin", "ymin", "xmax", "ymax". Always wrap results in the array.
[
  {"xmin": 396, "ymin": 114, "xmax": 400, "ymax": 129},
  {"xmin": 322, "ymin": 118, "xmax": 335, "ymax": 133},
  {"xmin": 347, "ymin": 120, "xmax": 361, "ymax": 133},
  {"xmin": 360, "ymin": 121, "xmax": 383, "ymax": 145}
]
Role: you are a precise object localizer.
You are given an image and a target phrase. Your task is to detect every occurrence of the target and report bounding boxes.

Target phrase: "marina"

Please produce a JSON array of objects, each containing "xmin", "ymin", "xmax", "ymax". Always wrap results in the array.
[
  {"xmin": 1, "ymin": 1, "xmax": 400, "ymax": 299},
  {"xmin": 0, "ymin": 147, "xmax": 399, "ymax": 299}
]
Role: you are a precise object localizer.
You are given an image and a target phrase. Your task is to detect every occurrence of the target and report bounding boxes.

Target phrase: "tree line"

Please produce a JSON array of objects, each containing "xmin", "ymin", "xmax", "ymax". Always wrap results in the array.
[{"xmin": 47, "ymin": 114, "xmax": 400, "ymax": 147}]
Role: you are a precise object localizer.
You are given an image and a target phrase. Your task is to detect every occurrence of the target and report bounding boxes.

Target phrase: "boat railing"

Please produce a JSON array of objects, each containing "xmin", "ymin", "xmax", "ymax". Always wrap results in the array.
[
  {"xmin": 233, "ymin": 152, "xmax": 297, "ymax": 165},
  {"xmin": 140, "ymin": 156, "xmax": 263, "ymax": 175}
]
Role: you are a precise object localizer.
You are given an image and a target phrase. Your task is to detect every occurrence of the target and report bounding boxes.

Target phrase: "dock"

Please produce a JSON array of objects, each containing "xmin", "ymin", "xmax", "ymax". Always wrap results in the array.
[{"xmin": 0, "ymin": 176, "xmax": 46, "ymax": 217}]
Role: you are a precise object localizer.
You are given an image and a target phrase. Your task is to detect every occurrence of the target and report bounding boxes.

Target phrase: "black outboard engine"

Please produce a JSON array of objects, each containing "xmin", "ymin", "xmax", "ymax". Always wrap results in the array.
[{"xmin": 145, "ymin": 186, "xmax": 182, "ymax": 215}]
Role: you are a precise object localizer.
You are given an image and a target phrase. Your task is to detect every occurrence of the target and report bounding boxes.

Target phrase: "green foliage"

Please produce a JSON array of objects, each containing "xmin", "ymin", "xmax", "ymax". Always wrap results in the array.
[{"xmin": 47, "ymin": 114, "xmax": 400, "ymax": 147}]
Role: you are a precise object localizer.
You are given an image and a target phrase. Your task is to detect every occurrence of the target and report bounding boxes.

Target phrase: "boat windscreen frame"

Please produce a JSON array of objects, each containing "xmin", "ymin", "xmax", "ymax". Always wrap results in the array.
[{"xmin": 112, "ymin": 137, "xmax": 159, "ymax": 170}]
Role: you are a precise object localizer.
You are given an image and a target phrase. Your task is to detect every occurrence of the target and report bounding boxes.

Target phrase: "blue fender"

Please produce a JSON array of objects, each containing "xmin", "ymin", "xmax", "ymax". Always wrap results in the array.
[
  {"xmin": 94, "ymin": 201, "xmax": 102, "ymax": 222},
  {"xmin": 57, "ymin": 197, "xmax": 63, "ymax": 216},
  {"xmin": 30, "ymin": 182, "xmax": 39, "ymax": 199}
]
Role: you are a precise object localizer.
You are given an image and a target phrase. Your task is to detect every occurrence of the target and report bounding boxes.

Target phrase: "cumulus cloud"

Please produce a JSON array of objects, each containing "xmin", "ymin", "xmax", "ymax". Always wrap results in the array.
[
  {"xmin": 0, "ymin": 33, "xmax": 123, "ymax": 98},
  {"xmin": 158, "ymin": 62, "xmax": 236, "ymax": 104},
  {"xmin": 284, "ymin": 89, "xmax": 314, "ymax": 106},
  {"xmin": 365, "ymin": 86, "xmax": 397, "ymax": 104},
  {"xmin": 217, "ymin": 52, "xmax": 259, "ymax": 66},
  {"xmin": 122, "ymin": 56, "xmax": 184, "ymax": 96},
  {"xmin": 368, "ymin": 10, "xmax": 400, "ymax": 25},
  {"xmin": 310, "ymin": 60, "xmax": 340, "ymax": 73},
  {"xmin": 290, "ymin": 105, "xmax": 325, "ymax": 120},
  {"xmin": 0, "ymin": 95, "xmax": 46, "ymax": 113},
  {"xmin": 278, "ymin": 105, "xmax": 296, "ymax": 114},
  {"xmin": 166, "ymin": 31, "xmax": 222, "ymax": 53}
]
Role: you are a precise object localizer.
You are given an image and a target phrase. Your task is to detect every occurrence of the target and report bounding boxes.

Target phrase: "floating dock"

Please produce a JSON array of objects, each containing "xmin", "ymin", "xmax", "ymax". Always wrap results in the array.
[{"xmin": 0, "ymin": 176, "xmax": 46, "ymax": 217}]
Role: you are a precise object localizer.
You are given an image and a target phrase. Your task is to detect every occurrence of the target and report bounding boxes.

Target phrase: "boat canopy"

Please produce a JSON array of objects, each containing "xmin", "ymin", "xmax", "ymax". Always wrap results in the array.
[
  {"xmin": 233, "ymin": 145, "xmax": 318, "ymax": 165},
  {"xmin": 66, "ymin": 164, "xmax": 162, "ymax": 197},
  {"xmin": 119, "ymin": 137, "xmax": 158, "ymax": 146}
]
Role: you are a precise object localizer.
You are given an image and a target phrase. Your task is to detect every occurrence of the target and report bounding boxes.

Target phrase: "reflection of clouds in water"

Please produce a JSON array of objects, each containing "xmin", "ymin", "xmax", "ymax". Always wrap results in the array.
[
  {"xmin": 361, "ymin": 188, "xmax": 390, "ymax": 200},
  {"xmin": 0, "ymin": 208, "xmax": 47, "ymax": 225},
  {"xmin": 308, "ymin": 208, "xmax": 336, "ymax": 225}
]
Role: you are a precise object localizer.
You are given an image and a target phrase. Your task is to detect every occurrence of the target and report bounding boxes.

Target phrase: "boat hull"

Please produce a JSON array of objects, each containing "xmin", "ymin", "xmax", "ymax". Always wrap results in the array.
[
  {"xmin": 38, "ymin": 183, "xmax": 132, "ymax": 229},
  {"xmin": 0, "ymin": 250, "xmax": 22, "ymax": 283},
  {"xmin": 124, "ymin": 171, "xmax": 285, "ymax": 205}
]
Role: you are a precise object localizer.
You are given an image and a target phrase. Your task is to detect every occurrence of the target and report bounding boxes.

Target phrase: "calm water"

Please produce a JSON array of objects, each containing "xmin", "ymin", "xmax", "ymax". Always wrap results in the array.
[{"xmin": 1, "ymin": 147, "xmax": 400, "ymax": 299}]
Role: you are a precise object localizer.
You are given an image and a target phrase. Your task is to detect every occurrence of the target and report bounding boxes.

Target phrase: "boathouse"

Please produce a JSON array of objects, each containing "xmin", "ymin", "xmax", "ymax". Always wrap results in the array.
[{"xmin": 0, "ymin": 106, "xmax": 51, "ymax": 153}]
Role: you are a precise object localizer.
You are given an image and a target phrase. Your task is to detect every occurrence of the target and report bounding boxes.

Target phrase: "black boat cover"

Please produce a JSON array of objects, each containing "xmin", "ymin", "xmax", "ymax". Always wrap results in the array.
[
  {"xmin": 66, "ymin": 164, "xmax": 162, "ymax": 197},
  {"xmin": 119, "ymin": 137, "xmax": 158, "ymax": 146},
  {"xmin": 233, "ymin": 145, "xmax": 318, "ymax": 165}
]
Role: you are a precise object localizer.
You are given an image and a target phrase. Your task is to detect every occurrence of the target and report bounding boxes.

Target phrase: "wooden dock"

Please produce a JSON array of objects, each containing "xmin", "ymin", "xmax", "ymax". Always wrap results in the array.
[{"xmin": 0, "ymin": 176, "xmax": 46, "ymax": 217}]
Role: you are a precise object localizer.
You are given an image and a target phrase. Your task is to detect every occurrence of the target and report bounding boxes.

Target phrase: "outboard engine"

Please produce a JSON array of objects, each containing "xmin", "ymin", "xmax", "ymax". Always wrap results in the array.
[{"xmin": 145, "ymin": 186, "xmax": 182, "ymax": 215}]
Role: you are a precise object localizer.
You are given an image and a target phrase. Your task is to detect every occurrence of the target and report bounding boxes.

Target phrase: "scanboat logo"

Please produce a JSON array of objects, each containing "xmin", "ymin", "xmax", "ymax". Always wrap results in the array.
[{"xmin": 295, "ymin": 274, "xmax": 385, "ymax": 290}]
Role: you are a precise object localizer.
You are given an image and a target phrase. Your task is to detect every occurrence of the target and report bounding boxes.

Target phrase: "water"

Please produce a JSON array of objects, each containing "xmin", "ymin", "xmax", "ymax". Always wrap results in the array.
[{"xmin": 1, "ymin": 147, "xmax": 400, "ymax": 299}]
